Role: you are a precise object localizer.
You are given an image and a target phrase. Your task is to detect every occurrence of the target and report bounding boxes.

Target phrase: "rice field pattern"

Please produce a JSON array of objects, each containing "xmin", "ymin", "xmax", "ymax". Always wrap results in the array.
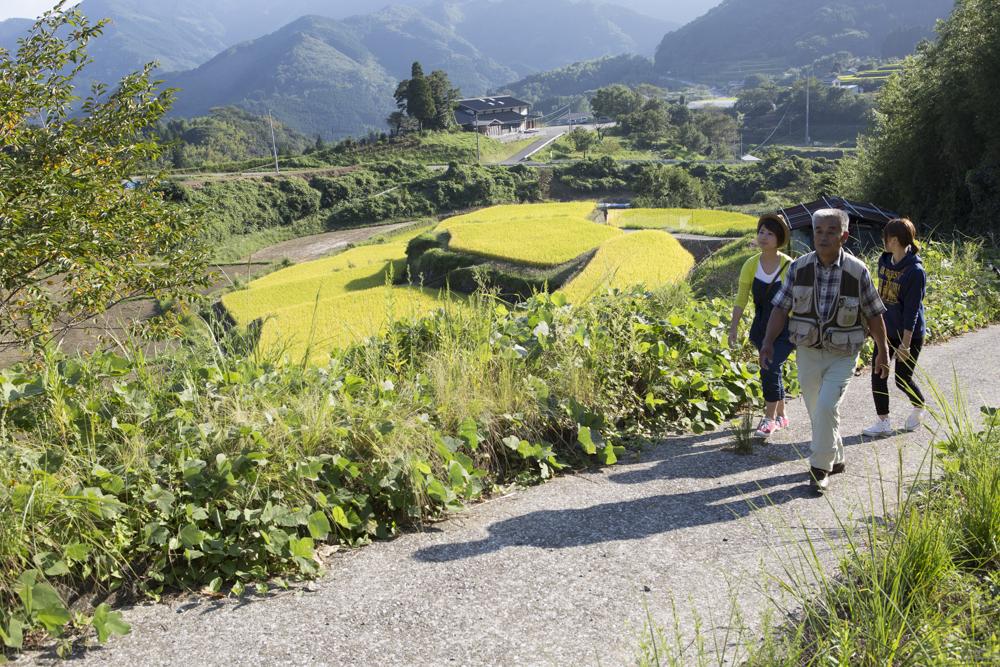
[
  {"xmin": 221, "ymin": 225, "xmax": 450, "ymax": 363},
  {"xmin": 440, "ymin": 202, "xmax": 622, "ymax": 266},
  {"xmin": 559, "ymin": 230, "xmax": 695, "ymax": 302}
]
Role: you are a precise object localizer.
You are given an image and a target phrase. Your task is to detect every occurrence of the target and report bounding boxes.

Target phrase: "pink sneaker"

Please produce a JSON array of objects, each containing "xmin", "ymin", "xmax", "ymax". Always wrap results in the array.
[
  {"xmin": 754, "ymin": 418, "xmax": 778, "ymax": 439},
  {"xmin": 776, "ymin": 416, "xmax": 789, "ymax": 430}
]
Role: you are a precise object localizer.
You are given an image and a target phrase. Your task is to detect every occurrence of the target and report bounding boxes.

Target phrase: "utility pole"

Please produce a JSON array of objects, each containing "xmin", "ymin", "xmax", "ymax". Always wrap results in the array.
[
  {"xmin": 268, "ymin": 110, "xmax": 280, "ymax": 173},
  {"xmin": 804, "ymin": 67, "xmax": 811, "ymax": 146},
  {"xmin": 474, "ymin": 108, "xmax": 481, "ymax": 165}
]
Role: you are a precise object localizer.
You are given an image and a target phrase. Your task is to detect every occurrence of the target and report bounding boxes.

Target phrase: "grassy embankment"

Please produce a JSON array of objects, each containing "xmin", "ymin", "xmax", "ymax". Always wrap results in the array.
[
  {"xmin": 545, "ymin": 133, "xmax": 661, "ymax": 161},
  {"xmin": 166, "ymin": 132, "xmax": 537, "ymax": 175}
]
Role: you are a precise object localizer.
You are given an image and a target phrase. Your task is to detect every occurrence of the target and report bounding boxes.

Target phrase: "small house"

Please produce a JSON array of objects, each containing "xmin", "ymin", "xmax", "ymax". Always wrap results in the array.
[{"xmin": 455, "ymin": 96, "xmax": 533, "ymax": 136}]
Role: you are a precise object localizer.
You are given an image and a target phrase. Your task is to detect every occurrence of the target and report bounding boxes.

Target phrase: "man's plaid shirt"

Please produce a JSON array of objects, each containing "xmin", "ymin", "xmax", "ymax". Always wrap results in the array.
[{"xmin": 771, "ymin": 249, "xmax": 885, "ymax": 321}]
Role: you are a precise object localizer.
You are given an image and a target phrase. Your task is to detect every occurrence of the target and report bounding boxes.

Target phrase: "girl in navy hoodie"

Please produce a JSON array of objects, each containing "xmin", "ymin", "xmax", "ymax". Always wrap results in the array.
[{"xmin": 864, "ymin": 218, "xmax": 928, "ymax": 435}]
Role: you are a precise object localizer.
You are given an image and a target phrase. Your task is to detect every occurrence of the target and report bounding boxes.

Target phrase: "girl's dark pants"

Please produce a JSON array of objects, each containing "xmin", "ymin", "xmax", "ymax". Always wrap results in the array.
[
  {"xmin": 870, "ymin": 335, "xmax": 925, "ymax": 415},
  {"xmin": 749, "ymin": 273, "xmax": 794, "ymax": 403}
]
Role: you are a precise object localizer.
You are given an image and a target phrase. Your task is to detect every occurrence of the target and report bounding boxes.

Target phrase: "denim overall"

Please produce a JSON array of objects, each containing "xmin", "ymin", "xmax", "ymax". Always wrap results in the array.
[{"xmin": 750, "ymin": 262, "xmax": 794, "ymax": 402}]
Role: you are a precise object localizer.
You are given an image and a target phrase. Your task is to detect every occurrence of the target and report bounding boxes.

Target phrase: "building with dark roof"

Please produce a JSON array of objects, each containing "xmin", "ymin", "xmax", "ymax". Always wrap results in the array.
[
  {"xmin": 776, "ymin": 195, "xmax": 900, "ymax": 255},
  {"xmin": 455, "ymin": 96, "xmax": 534, "ymax": 136}
]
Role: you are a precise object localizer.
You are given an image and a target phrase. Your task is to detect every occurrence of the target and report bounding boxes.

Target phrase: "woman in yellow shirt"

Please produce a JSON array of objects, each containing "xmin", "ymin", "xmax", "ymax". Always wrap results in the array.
[{"xmin": 728, "ymin": 214, "xmax": 794, "ymax": 439}]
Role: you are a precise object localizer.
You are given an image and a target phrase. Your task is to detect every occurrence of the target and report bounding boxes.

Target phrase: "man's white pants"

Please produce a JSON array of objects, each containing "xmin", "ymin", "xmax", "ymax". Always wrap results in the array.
[{"xmin": 796, "ymin": 346, "xmax": 860, "ymax": 472}]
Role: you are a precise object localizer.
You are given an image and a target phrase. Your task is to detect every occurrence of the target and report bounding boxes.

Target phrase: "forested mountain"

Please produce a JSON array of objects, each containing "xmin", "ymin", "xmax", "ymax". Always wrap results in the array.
[
  {"xmin": 0, "ymin": 1, "xmax": 427, "ymax": 75},
  {"xmin": 163, "ymin": 16, "xmax": 399, "ymax": 140},
  {"xmin": 654, "ymin": 0, "xmax": 956, "ymax": 80},
  {"xmin": 500, "ymin": 55, "xmax": 655, "ymax": 104}
]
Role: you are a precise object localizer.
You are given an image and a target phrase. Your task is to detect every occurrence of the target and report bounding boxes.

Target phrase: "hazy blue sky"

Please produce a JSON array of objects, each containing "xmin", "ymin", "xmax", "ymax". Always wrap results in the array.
[
  {"xmin": 0, "ymin": 0, "xmax": 723, "ymax": 23},
  {"xmin": 1, "ymin": 1, "xmax": 63, "ymax": 20}
]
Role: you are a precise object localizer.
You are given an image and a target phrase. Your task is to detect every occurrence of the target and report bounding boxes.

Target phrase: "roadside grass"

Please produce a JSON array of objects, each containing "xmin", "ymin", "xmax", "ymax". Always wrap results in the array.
[
  {"xmin": 439, "ymin": 202, "xmax": 621, "ymax": 266},
  {"xmin": 610, "ymin": 208, "xmax": 758, "ymax": 237},
  {"xmin": 559, "ymin": 231, "xmax": 694, "ymax": 302}
]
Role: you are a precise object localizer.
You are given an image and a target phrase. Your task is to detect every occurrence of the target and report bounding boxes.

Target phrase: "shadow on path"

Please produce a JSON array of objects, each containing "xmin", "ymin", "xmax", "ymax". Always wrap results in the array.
[{"xmin": 414, "ymin": 471, "xmax": 808, "ymax": 563}]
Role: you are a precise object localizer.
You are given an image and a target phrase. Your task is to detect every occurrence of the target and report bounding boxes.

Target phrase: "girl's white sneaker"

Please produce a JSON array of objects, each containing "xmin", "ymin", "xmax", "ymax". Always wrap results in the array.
[
  {"xmin": 863, "ymin": 417, "xmax": 893, "ymax": 436},
  {"xmin": 904, "ymin": 408, "xmax": 926, "ymax": 432}
]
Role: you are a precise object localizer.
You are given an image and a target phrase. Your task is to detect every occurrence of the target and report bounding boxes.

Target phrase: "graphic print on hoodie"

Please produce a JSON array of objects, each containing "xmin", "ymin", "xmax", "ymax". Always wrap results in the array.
[{"xmin": 877, "ymin": 250, "xmax": 927, "ymax": 339}]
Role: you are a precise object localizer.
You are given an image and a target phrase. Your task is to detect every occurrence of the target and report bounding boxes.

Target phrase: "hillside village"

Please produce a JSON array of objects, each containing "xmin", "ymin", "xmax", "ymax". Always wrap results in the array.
[{"xmin": 1, "ymin": 0, "xmax": 999, "ymax": 664}]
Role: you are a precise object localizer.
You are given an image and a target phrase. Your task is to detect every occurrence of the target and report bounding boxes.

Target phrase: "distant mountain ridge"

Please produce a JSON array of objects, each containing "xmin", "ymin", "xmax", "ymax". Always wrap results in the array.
[
  {"xmin": 0, "ymin": 0, "xmax": 673, "ymax": 138},
  {"xmin": 654, "ymin": 0, "xmax": 955, "ymax": 80}
]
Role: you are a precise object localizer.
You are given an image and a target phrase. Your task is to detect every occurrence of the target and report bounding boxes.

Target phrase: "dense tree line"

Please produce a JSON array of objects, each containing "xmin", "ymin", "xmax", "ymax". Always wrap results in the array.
[
  {"xmin": 554, "ymin": 154, "xmax": 837, "ymax": 209},
  {"xmin": 589, "ymin": 85, "xmax": 739, "ymax": 158},
  {"xmin": 841, "ymin": 0, "xmax": 1000, "ymax": 238},
  {"xmin": 153, "ymin": 107, "xmax": 312, "ymax": 169},
  {"xmin": 737, "ymin": 78, "xmax": 874, "ymax": 145}
]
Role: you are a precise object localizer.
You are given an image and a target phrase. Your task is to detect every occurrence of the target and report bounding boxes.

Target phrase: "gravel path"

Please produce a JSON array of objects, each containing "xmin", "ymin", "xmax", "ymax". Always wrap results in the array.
[{"xmin": 28, "ymin": 325, "xmax": 1000, "ymax": 666}]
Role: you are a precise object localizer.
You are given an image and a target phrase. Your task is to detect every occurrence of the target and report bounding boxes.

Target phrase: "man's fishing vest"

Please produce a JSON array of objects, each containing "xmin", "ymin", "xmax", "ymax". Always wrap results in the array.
[{"xmin": 786, "ymin": 252, "xmax": 868, "ymax": 355}]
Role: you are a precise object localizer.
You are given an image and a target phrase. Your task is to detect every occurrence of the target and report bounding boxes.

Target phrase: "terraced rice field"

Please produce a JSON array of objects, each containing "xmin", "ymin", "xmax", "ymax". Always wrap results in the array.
[
  {"xmin": 257, "ymin": 287, "xmax": 458, "ymax": 365},
  {"xmin": 559, "ymin": 230, "xmax": 695, "ymax": 302},
  {"xmin": 609, "ymin": 208, "xmax": 757, "ymax": 237},
  {"xmin": 222, "ymin": 225, "xmax": 449, "ymax": 362},
  {"xmin": 440, "ymin": 202, "xmax": 621, "ymax": 266}
]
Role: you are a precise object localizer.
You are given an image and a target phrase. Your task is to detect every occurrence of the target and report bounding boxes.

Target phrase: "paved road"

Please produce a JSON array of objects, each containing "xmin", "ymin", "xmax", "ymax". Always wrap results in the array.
[
  {"xmin": 29, "ymin": 326, "xmax": 1000, "ymax": 666},
  {"xmin": 499, "ymin": 126, "xmax": 567, "ymax": 165}
]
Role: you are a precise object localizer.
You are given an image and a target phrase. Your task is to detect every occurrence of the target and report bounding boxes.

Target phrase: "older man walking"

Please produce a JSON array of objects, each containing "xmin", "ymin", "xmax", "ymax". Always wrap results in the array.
[{"xmin": 760, "ymin": 209, "xmax": 890, "ymax": 493}]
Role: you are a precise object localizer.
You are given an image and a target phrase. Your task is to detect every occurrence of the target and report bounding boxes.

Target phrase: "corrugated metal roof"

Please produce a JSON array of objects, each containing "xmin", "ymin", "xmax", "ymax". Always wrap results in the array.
[{"xmin": 777, "ymin": 196, "xmax": 899, "ymax": 230}]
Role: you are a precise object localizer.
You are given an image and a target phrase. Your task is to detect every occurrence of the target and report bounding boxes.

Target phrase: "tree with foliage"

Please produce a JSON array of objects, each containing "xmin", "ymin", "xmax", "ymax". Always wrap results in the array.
[
  {"xmin": 633, "ymin": 165, "xmax": 716, "ymax": 208},
  {"xmin": 842, "ymin": 0, "xmax": 999, "ymax": 238},
  {"xmin": 154, "ymin": 106, "xmax": 310, "ymax": 167},
  {"xmin": 0, "ymin": 4, "xmax": 208, "ymax": 352},
  {"xmin": 619, "ymin": 99, "xmax": 671, "ymax": 148},
  {"xmin": 567, "ymin": 128, "xmax": 601, "ymax": 158},
  {"xmin": 405, "ymin": 62, "xmax": 436, "ymax": 130},
  {"xmin": 393, "ymin": 63, "xmax": 460, "ymax": 132},
  {"xmin": 589, "ymin": 84, "xmax": 642, "ymax": 121},
  {"xmin": 426, "ymin": 70, "xmax": 460, "ymax": 130},
  {"xmin": 385, "ymin": 110, "xmax": 417, "ymax": 135}
]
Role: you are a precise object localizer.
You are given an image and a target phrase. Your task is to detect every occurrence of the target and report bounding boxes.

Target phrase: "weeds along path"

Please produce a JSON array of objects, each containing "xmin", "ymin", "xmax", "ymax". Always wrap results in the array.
[{"xmin": 34, "ymin": 326, "xmax": 1000, "ymax": 666}]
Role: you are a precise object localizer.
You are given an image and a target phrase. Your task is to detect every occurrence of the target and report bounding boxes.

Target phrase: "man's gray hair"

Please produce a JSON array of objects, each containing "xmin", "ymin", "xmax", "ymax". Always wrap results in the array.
[{"xmin": 811, "ymin": 208, "xmax": 850, "ymax": 232}]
